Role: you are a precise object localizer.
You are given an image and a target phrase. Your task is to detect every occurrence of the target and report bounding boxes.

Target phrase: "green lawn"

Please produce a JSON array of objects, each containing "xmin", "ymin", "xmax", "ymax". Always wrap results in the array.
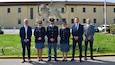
[{"xmin": 0, "ymin": 33, "xmax": 115, "ymax": 57}]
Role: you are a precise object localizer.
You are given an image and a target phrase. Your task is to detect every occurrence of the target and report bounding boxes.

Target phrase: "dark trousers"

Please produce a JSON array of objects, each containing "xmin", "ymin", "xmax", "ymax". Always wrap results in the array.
[
  {"xmin": 22, "ymin": 42, "xmax": 31, "ymax": 60},
  {"xmin": 48, "ymin": 43, "xmax": 57, "ymax": 60},
  {"xmin": 84, "ymin": 40, "xmax": 93, "ymax": 58},
  {"xmin": 72, "ymin": 40, "xmax": 82, "ymax": 60}
]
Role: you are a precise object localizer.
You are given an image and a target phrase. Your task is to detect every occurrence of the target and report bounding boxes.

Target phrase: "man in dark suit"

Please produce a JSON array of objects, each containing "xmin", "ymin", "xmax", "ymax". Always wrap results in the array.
[
  {"xmin": 84, "ymin": 19, "xmax": 95, "ymax": 60},
  {"xmin": 19, "ymin": 19, "xmax": 32, "ymax": 63},
  {"xmin": 71, "ymin": 17, "xmax": 83, "ymax": 62},
  {"xmin": 47, "ymin": 18, "xmax": 58, "ymax": 61}
]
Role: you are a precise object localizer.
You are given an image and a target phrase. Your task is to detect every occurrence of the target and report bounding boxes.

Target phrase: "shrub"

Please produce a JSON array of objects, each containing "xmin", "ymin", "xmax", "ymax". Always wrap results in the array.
[{"xmin": 0, "ymin": 27, "xmax": 4, "ymax": 34}]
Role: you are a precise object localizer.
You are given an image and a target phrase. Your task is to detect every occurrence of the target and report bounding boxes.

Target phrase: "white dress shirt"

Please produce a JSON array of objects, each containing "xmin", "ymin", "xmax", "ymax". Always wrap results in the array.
[
  {"xmin": 75, "ymin": 23, "xmax": 79, "ymax": 30},
  {"xmin": 24, "ymin": 25, "xmax": 28, "ymax": 38}
]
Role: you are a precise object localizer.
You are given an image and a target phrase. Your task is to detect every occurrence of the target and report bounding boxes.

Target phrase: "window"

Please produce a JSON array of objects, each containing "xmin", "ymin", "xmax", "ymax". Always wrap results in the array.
[
  {"xmin": 83, "ymin": 19, "xmax": 86, "ymax": 23},
  {"xmin": 57, "ymin": 19, "xmax": 59, "ymax": 21},
  {"xmin": 94, "ymin": 19, "xmax": 96, "ymax": 24},
  {"xmin": 83, "ymin": 8, "xmax": 86, "ymax": 12},
  {"xmin": 61, "ymin": 8, "xmax": 64, "ymax": 13},
  {"xmin": 38, "ymin": 5, "xmax": 40, "ymax": 13},
  {"xmin": 18, "ymin": 8, "xmax": 21, "ymax": 13},
  {"xmin": 71, "ymin": 8, "xmax": 74, "ymax": 12},
  {"xmin": 18, "ymin": 19, "xmax": 21, "ymax": 24},
  {"xmin": 93, "ymin": 8, "xmax": 96, "ymax": 12},
  {"xmin": 7, "ymin": 8, "xmax": 10, "ymax": 13},
  {"xmin": 114, "ymin": 8, "xmax": 115, "ymax": 12},
  {"xmin": 114, "ymin": 19, "xmax": 115, "ymax": 23},
  {"xmin": 71, "ymin": 19, "xmax": 74, "ymax": 24},
  {"xmin": 62, "ymin": 18, "xmax": 66, "ymax": 22},
  {"xmin": 30, "ymin": 8, "xmax": 33, "ymax": 19}
]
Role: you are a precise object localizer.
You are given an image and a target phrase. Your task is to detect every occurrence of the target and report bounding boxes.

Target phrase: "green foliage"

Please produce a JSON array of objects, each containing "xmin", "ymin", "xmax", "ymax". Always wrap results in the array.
[
  {"xmin": 0, "ymin": 27, "xmax": 4, "ymax": 34},
  {"xmin": 0, "ymin": 33, "xmax": 115, "ymax": 56}
]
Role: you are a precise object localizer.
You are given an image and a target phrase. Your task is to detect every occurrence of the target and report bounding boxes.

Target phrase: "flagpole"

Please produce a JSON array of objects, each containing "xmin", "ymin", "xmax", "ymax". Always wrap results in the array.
[
  {"xmin": 51, "ymin": 0, "xmax": 53, "ymax": 4},
  {"xmin": 104, "ymin": 0, "xmax": 107, "ymax": 33}
]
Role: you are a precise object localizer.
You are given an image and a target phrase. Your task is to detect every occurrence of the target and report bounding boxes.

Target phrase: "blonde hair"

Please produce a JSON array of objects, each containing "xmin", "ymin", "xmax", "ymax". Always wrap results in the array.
[{"xmin": 24, "ymin": 18, "xmax": 28, "ymax": 22}]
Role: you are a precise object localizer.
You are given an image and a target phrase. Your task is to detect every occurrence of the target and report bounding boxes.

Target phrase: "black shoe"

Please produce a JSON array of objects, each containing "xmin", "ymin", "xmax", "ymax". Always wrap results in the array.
[
  {"xmin": 84, "ymin": 58, "xmax": 87, "ymax": 60},
  {"xmin": 79, "ymin": 60, "xmax": 82, "ymax": 62},
  {"xmin": 62, "ymin": 59, "xmax": 65, "ymax": 61},
  {"xmin": 54, "ymin": 59, "xmax": 58, "ymax": 61},
  {"xmin": 71, "ymin": 59, "xmax": 74, "ymax": 61},
  {"xmin": 48, "ymin": 59, "xmax": 51, "ymax": 61},
  {"xmin": 21, "ymin": 60, "xmax": 26, "ymax": 63},
  {"xmin": 91, "ymin": 58, "xmax": 94, "ymax": 60},
  {"xmin": 40, "ymin": 59, "xmax": 43, "ymax": 61}
]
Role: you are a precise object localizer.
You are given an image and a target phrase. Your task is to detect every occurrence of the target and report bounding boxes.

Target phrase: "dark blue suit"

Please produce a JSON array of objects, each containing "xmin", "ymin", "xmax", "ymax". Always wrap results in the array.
[
  {"xmin": 19, "ymin": 26, "xmax": 32, "ymax": 60},
  {"xmin": 47, "ymin": 25, "xmax": 58, "ymax": 60},
  {"xmin": 71, "ymin": 24, "xmax": 83, "ymax": 61},
  {"xmin": 34, "ymin": 27, "xmax": 46, "ymax": 43}
]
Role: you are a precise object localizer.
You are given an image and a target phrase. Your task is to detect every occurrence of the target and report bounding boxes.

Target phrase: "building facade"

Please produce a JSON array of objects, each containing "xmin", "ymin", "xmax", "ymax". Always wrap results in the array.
[{"xmin": 0, "ymin": 1, "xmax": 115, "ymax": 28}]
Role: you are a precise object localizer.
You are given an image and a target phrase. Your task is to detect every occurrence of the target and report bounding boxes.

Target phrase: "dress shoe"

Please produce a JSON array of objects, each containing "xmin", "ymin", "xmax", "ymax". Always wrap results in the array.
[
  {"xmin": 91, "ymin": 58, "xmax": 94, "ymax": 60},
  {"xmin": 71, "ymin": 59, "xmax": 74, "ymax": 61},
  {"xmin": 84, "ymin": 58, "xmax": 87, "ymax": 60},
  {"xmin": 21, "ymin": 60, "xmax": 26, "ymax": 63},
  {"xmin": 62, "ymin": 59, "xmax": 65, "ymax": 61},
  {"xmin": 28, "ymin": 59, "xmax": 32, "ymax": 63},
  {"xmin": 79, "ymin": 60, "xmax": 82, "ymax": 62},
  {"xmin": 38, "ymin": 59, "xmax": 40, "ymax": 61},
  {"xmin": 40, "ymin": 59, "xmax": 43, "ymax": 61},
  {"xmin": 48, "ymin": 59, "xmax": 51, "ymax": 61},
  {"xmin": 54, "ymin": 59, "xmax": 58, "ymax": 61}
]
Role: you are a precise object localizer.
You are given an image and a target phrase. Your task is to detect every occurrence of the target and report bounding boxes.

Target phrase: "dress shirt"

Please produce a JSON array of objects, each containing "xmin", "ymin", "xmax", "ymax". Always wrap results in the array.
[
  {"xmin": 24, "ymin": 25, "xmax": 28, "ymax": 38},
  {"xmin": 49, "ymin": 24, "xmax": 54, "ymax": 27},
  {"xmin": 75, "ymin": 23, "xmax": 79, "ymax": 30}
]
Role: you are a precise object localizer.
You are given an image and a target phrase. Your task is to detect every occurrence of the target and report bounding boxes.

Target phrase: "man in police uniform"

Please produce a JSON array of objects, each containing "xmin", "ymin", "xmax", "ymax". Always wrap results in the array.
[{"xmin": 47, "ymin": 18, "xmax": 58, "ymax": 61}]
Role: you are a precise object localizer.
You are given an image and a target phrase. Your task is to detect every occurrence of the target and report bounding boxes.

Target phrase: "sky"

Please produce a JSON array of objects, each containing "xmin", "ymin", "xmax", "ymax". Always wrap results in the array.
[{"xmin": 0, "ymin": 0, "xmax": 115, "ymax": 2}]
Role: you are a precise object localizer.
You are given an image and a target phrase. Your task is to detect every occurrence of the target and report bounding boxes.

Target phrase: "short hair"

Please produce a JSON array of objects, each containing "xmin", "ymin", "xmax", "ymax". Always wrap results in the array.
[
  {"xmin": 24, "ymin": 18, "xmax": 28, "ymax": 22},
  {"xmin": 62, "ymin": 21, "xmax": 67, "ymax": 24},
  {"xmin": 75, "ymin": 17, "xmax": 79, "ymax": 20},
  {"xmin": 38, "ymin": 21, "xmax": 42, "ymax": 24}
]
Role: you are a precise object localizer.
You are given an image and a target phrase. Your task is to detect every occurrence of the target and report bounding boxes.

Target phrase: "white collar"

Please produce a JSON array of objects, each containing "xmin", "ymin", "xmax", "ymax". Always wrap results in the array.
[
  {"xmin": 24, "ymin": 25, "xmax": 28, "ymax": 28},
  {"xmin": 49, "ymin": 24, "xmax": 54, "ymax": 27},
  {"xmin": 62, "ymin": 27, "xmax": 66, "ymax": 29}
]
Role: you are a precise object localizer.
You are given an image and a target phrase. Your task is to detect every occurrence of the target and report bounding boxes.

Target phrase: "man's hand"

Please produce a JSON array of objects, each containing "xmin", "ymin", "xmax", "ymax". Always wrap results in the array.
[
  {"xmin": 38, "ymin": 37, "xmax": 42, "ymax": 40},
  {"xmin": 87, "ymin": 36, "xmax": 91, "ymax": 40},
  {"xmin": 50, "ymin": 38, "xmax": 55, "ymax": 42},
  {"xmin": 24, "ymin": 39, "xmax": 29, "ymax": 43},
  {"xmin": 74, "ymin": 36, "xmax": 79, "ymax": 41}
]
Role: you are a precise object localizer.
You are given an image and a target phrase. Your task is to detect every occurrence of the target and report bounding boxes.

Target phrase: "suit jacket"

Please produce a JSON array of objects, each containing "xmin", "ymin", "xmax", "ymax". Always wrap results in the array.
[
  {"xmin": 72, "ymin": 24, "xmax": 83, "ymax": 41},
  {"xmin": 84, "ymin": 24, "xmax": 95, "ymax": 41},
  {"xmin": 19, "ymin": 26, "xmax": 32, "ymax": 43},
  {"xmin": 60, "ymin": 27, "xmax": 70, "ymax": 43},
  {"xmin": 47, "ymin": 26, "xmax": 58, "ymax": 43},
  {"xmin": 34, "ymin": 27, "xmax": 46, "ymax": 43}
]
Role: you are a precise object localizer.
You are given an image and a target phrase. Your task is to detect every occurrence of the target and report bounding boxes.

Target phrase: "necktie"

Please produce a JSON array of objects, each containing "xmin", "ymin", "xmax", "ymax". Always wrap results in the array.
[
  {"xmin": 25, "ymin": 26, "xmax": 28, "ymax": 38},
  {"xmin": 76, "ymin": 24, "xmax": 79, "ymax": 30}
]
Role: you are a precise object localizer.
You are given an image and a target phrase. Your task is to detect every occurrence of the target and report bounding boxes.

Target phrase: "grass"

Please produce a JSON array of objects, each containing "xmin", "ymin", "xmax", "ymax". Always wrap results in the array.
[{"xmin": 0, "ymin": 33, "xmax": 115, "ymax": 57}]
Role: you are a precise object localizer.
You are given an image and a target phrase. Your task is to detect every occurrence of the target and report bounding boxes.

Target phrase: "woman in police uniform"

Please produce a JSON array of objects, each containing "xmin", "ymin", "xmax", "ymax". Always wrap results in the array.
[
  {"xmin": 34, "ymin": 21, "xmax": 46, "ymax": 61},
  {"xmin": 60, "ymin": 21, "xmax": 70, "ymax": 61}
]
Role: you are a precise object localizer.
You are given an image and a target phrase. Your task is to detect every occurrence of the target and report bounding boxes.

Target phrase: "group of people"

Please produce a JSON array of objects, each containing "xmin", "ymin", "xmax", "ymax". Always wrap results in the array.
[{"xmin": 19, "ymin": 17, "xmax": 95, "ymax": 63}]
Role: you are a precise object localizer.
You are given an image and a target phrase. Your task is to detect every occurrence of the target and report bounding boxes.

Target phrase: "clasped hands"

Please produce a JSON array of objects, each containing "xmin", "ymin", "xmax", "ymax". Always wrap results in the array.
[
  {"xmin": 50, "ymin": 38, "xmax": 55, "ymax": 42},
  {"xmin": 24, "ymin": 39, "xmax": 29, "ymax": 43},
  {"xmin": 38, "ymin": 37, "xmax": 42, "ymax": 40},
  {"xmin": 74, "ymin": 36, "xmax": 79, "ymax": 41}
]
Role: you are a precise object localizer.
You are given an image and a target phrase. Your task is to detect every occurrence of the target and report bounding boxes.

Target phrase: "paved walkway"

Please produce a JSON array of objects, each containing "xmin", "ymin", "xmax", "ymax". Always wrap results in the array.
[{"xmin": 0, "ymin": 56, "xmax": 115, "ymax": 65}]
